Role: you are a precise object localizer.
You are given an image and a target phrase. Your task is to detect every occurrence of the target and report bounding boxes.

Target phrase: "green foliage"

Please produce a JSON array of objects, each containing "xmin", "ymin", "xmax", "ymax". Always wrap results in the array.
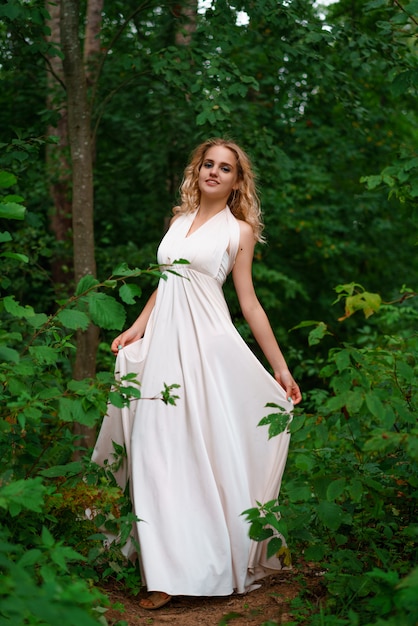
[
  {"xmin": 0, "ymin": 189, "xmax": 184, "ymax": 622},
  {"xmin": 0, "ymin": 169, "xmax": 28, "ymax": 264},
  {"xmin": 1, "ymin": 0, "xmax": 417, "ymax": 360},
  {"xmin": 333, "ymin": 283, "xmax": 382, "ymax": 321},
  {"xmin": 361, "ymin": 149, "xmax": 418, "ymax": 215},
  {"xmin": 0, "ymin": 526, "xmax": 107, "ymax": 626},
  {"xmin": 247, "ymin": 285, "xmax": 418, "ymax": 624},
  {"xmin": 258, "ymin": 402, "xmax": 293, "ymax": 439}
]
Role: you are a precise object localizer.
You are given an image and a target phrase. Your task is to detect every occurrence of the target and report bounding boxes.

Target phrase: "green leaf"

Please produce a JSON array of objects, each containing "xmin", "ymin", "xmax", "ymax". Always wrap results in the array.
[
  {"xmin": 0, "ymin": 230, "xmax": 12, "ymax": 242},
  {"xmin": 119, "ymin": 283, "xmax": 142, "ymax": 305},
  {"xmin": 28, "ymin": 345, "xmax": 59, "ymax": 365},
  {"xmin": 291, "ymin": 320, "xmax": 331, "ymax": 345},
  {"xmin": 242, "ymin": 506, "xmax": 261, "ymax": 522},
  {"xmin": 360, "ymin": 174, "xmax": 382, "ymax": 190},
  {"xmin": 0, "ymin": 171, "xmax": 17, "ymax": 187},
  {"xmin": 348, "ymin": 479, "xmax": 363, "ymax": 503},
  {"xmin": 295, "ymin": 452, "xmax": 316, "ymax": 472},
  {"xmin": 326, "ymin": 478, "xmax": 346, "ymax": 502},
  {"xmin": 335, "ymin": 534, "xmax": 348, "ymax": 546},
  {"xmin": 396, "ymin": 360, "xmax": 415, "ymax": 384},
  {"xmin": 0, "ymin": 202, "xmax": 26, "ymax": 220},
  {"xmin": 1, "ymin": 251, "xmax": 29, "ymax": 263},
  {"xmin": 404, "ymin": 0, "xmax": 418, "ymax": 15},
  {"xmin": 41, "ymin": 526, "xmax": 55, "ymax": 549},
  {"xmin": 258, "ymin": 411, "xmax": 291, "ymax": 438},
  {"xmin": 57, "ymin": 308, "xmax": 90, "ymax": 331},
  {"xmin": 3, "ymin": 193, "xmax": 24, "ymax": 203},
  {"xmin": 3, "ymin": 295, "xmax": 35, "ymax": 319},
  {"xmin": 59, "ymin": 397, "xmax": 99, "ymax": 426},
  {"xmin": 75, "ymin": 274, "xmax": 99, "ymax": 296},
  {"xmin": 397, "ymin": 565, "xmax": 418, "ymax": 590},
  {"xmin": 411, "ymin": 178, "xmax": 418, "ymax": 197},
  {"xmin": 19, "ymin": 549, "xmax": 43, "ymax": 568},
  {"xmin": 365, "ymin": 392, "xmax": 386, "ymax": 420},
  {"xmin": 340, "ymin": 291, "xmax": 382, "ymax": 321},
  {"xmin": 112, "ymin": 262, "xmax": 141, "ymax": 277},
  {"xmin": 304, "ymin": 544, "xmax": 327, "ymax": 561},
  {"xmin": 51, "ymin": 545, "xmax": 84, "ymax": 570},
  {"xmin": 390, "ymin": 70, "xmax": 418, "ymax": 96},
  {"xmin": 266, "ymin": 536, "xmax": 284, "ymax": 559},
  {"xmin": 345, "ymin": 389, "xmax": 364, "ymax": 414},
  {"xmin": 0, "ymin": 345, "xmax": 20, "ymax": 363},
  {"xmin": 0, "ymin": 3, "xmax": 22, "ymax": 19},
  {"xmin": 108, "ymin": 390, "xmax": 125, "ymax": 408},
  {"xmin": 39, "ymin": 462, "xmax": 83, "ymax": 478},
  {"xmin": 0, "ymin": 477, "xmax": 46, "ymax": 515},
  {"xmin": 27, "ymin": 313, "xmax": 49, "ymax": 328},
  {"xmin": 288, "ymin": 413, "xmax": 306, "ymax": 434},
  {"xmin": 87, "ymin": 292, "xmax": 126, "ymax": 330},
  {"xmin": 334, "ymin": 349, "xmax": 351, "ymax": 372},
  {"xmin": 249, "ymin": 521, "xmax": 273, "ymax": 541},
  {"xmin": 264, "ymin": 511, "xmax": 283, "ymax": 532},
  {"xmin": 57, "ymin": 397, "xmax": 75, "ymax": 423},
  {"xmin": 308, "ymin": 322, "xmax": 331, "ymax": 346},
  {"xmin": 196, "ymin": 110, "xmax": 209, "ymax": 125},
  {"xmin": 317, "ymin": 501, "xmax": 347, "ymax": 531},
  {"xmin": 286, "ymin": 480, "xmax": 312, "ymax": 503}
]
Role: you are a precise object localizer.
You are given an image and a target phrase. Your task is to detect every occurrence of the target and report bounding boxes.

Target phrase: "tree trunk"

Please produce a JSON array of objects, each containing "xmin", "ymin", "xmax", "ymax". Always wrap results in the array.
[
  {"xmin": 84, "ymin": 0, "xmax": 104, "ymax": 87},
  {"xmin": 61, "ymin": 0, "xmax": 99, "ymax": 448},
  {"xmin": 45, "ymin": 0, "xmax": 73, "ymax": 289},
  {"xmin": 175, "ymin": 0, "xmax": 197, "ymax": 46}
]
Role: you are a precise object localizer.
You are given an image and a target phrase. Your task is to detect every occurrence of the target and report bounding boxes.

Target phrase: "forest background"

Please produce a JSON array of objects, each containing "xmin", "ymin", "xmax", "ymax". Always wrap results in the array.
[{"xmin": 0, "ymin": 0, "xmax": 417, "ymax": 625}]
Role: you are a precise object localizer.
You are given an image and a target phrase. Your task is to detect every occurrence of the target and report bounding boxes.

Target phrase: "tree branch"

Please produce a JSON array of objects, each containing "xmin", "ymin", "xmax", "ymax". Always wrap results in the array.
[
  {"xmin": 91, "ymin": 71, "xmax": 149, "ymax": 144},
  {"xmin": 15, "ymin": 30, "xmax": 66, "ymax": 91},
  {"xmin": 393, "ymin": 0, "xmax": 418, "ymax": 26},
  {"xmin": 89, "ymin": 0, "xmax": 155, "ymax": 108}
]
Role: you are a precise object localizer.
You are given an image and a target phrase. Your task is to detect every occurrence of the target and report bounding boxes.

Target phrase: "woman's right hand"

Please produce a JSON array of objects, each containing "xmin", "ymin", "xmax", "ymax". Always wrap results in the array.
[
  {"xmin": 111, "ymin": 326, "xmax": 142, "ymax": 356},
  {"xmin": 111, "ymin": 289, "xmax": 158, "ymax": 355}
]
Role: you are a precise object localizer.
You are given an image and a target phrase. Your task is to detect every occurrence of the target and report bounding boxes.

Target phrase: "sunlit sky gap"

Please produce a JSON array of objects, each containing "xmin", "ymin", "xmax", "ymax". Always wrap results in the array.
[{"xmin": 197, "ymin": 1, "xmax": 337, "ymax": 26}]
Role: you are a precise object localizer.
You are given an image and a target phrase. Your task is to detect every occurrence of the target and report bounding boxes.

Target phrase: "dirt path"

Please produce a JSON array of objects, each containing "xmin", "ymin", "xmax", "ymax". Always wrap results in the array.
[{"xmin": 102, "ymin": 569, "xmax": 324, "ymax": 625}]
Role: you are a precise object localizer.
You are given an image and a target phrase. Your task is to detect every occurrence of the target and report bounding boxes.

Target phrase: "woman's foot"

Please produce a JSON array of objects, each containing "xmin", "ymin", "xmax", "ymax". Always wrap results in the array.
[{"xmin": 139, "ymin": 591, "xmax": 172, "ymax": 610}]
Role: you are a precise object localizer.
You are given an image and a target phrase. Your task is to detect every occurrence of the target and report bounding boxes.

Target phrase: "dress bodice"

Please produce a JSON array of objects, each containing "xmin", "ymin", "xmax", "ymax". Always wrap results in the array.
[{"xmin": 157, "ymin": 206, "xmax": 240, "ymax": 285}]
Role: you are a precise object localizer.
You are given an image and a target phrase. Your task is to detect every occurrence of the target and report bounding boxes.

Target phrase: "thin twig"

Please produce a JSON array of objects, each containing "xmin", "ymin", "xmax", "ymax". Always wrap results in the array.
[
  {"xmin": 393, "ymin": 0, "xmax": 418, "ymax": 26},
  {"xmin": 89, "ymin": 0, "xmax": 155, "ymax": 108}
]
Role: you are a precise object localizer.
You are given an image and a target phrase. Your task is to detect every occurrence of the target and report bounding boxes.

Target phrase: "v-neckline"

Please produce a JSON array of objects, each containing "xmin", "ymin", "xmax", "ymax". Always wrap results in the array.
[{"xmin": 185, "ymin": 207, "xmax": 227, "ymax": 239}]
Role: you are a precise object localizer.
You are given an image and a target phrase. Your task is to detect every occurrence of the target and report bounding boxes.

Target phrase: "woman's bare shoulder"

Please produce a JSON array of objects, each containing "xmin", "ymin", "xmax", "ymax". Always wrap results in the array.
[
  {"xmin": 169, "ymin": 213, "xmax": 183, "ymax": 227},
  {"xmin": 236, "ymin": 219, "xmax": 255, "ymax": 242}
]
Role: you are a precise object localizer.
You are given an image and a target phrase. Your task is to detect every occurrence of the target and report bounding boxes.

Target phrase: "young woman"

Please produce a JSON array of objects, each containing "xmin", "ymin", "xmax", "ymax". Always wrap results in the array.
[{"xmin": 92, "ymin": 138, "xmax": 302, "ymax": 610}]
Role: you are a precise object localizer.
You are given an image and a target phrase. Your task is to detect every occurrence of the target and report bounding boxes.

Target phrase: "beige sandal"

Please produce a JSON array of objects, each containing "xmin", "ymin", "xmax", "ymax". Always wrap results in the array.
[{"xmin": 139, "ymin": 591, "xmax": 172, "ymax": 610}]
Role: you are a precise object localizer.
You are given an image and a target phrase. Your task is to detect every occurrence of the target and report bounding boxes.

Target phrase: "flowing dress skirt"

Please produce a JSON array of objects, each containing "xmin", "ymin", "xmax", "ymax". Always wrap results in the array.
[{"xmin": 92, "ymin": 207, "xmax": 292, "ymax": 595}]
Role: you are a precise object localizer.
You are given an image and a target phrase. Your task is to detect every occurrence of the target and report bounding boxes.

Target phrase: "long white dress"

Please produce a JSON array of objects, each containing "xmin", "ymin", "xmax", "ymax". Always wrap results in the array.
[{"xmin": 92, "ymin": 206, "xmax": 292, "ymax": 596}]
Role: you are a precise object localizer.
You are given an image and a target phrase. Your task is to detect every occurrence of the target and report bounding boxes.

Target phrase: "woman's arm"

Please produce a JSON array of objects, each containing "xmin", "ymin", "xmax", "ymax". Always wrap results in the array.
[
  {"xmin": 111, "ymin": 289, "xmax": 158, "ymax": 355},
  {"xmin": 232, "ymin": 222, "xmax": 302, "ymax": 404},
  {"xmin": 111, "ymin": 216, "xmax": 179, "ymax": 355}
]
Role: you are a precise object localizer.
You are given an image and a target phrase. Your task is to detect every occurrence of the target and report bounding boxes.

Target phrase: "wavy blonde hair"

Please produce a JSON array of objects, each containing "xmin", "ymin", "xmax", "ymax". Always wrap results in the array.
[{"xmin": 173, "ymin": 138, "xmax": 264, "ymax": 242}]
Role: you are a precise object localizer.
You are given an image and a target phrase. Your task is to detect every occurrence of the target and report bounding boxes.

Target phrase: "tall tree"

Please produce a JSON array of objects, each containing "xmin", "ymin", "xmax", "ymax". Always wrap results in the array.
[
  {"xmin": 60, "ymin": 0, "xmax": 98, "ymax": 451},
  {"xmin": 46, "ymin": 1, "xmax": 71, "ymax": 287}
]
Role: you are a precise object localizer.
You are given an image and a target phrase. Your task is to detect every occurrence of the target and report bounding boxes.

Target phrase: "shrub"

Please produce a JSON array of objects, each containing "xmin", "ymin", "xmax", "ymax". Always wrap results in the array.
[{"xmin": 246, "ymin": 286, "xmax": 418, "ymax": 625}]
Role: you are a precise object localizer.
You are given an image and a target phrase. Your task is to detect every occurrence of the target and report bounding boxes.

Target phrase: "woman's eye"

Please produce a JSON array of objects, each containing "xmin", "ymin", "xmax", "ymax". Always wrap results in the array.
[{"xmin": 202, "ymin": 162, "xmax": 231, "ymax": 173}]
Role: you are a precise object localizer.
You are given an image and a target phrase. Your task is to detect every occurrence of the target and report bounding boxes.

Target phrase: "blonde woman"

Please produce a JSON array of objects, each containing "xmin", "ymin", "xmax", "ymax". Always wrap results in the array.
[{"xmin": 93, "ymin": 138, "xmax": 301, "ymax": 609}]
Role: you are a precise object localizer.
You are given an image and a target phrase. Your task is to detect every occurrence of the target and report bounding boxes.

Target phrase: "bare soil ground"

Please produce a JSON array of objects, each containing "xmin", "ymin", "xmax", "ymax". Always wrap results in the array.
[{"xmin": 102, "ymin": 567, "xmax": 325, "ymax": 626}]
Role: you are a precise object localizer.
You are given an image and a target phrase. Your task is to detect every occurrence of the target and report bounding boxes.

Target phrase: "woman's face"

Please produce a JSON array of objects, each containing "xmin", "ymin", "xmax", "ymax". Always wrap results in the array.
[{"xmin": 198, "ymin": 145, "xmax": 239, "ymax": 203}]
